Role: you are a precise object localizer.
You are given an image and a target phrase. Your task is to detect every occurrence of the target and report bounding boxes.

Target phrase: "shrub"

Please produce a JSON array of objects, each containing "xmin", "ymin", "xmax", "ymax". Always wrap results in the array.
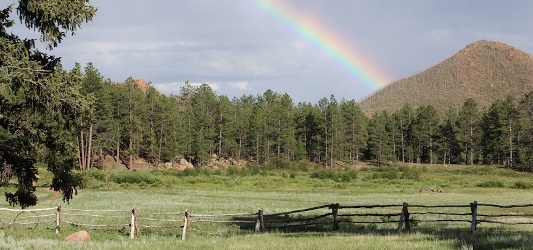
[
  {"xmin": 226, "ymin": 166, "xmax": 238, "ymax": 176},
  {"xmin": 399, "ymin": 166, "xmax": 421, "ymax": 180},
  {"xmin": 369, "ymin": 168, "xmax": 399, "ymax": 180},
  {"xmin": 310, "ymin": 169, "xmax": 357, "ymax": 183},
  {"xmin": 477, "ymin": 180, "xmax": 504, "ymax": 188},
  {"xmin": 265, "ymin": 158, "xmax": 290, "ymax": 170},
  {"xmin": 310, "ymin": 169, "xmax": 337, "ymax": 180},
  {"xmin": 89, "ymin": 169, "xmax": 106, "ymax": 182},
  {"xmin": 512, "ymin": 181, "xmax": 533, "ymax": 189},
  {"xmin": 182, "ymin": 168, "xmax": 200, "ymax": 177},
  {"xmin": 340, "ymin": 170, "xmax": 357, "ymax": 182}
]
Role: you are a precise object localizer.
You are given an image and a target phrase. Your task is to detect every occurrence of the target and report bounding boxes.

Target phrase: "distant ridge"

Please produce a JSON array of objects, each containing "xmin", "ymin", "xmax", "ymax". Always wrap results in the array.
[{"xmin": 359, "ymin": 40, "xmax": 533, "ymax": 114}]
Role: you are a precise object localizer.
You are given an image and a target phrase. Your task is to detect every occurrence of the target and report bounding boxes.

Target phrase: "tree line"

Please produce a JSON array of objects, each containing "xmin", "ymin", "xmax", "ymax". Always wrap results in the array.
[{"xmin": 79, "ymin": 64, "xmax": 533, "ymax": 169}]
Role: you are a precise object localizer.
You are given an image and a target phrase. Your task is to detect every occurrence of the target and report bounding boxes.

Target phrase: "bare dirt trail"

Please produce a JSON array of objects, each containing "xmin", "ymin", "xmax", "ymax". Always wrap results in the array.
[{"xmin": 38, "ymin": 187, "xmax": 61, "ymax": 202}]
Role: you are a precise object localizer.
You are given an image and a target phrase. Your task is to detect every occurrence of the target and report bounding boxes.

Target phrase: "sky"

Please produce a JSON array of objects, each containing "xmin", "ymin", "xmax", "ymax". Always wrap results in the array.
[{"xmin": 10, "ymin": 0, "xmax": 533, "ymax": 104}]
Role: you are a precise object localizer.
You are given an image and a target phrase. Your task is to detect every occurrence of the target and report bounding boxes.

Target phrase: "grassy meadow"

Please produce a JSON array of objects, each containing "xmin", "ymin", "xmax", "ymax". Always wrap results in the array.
[{"xmin": 1, "ymin": 163, "xmax": 533, "ymax": 249}]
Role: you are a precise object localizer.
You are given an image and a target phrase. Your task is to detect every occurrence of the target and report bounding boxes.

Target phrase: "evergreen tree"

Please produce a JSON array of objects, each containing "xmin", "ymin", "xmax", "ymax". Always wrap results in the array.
[
  {"xmin": 189, "ymin": 84, "xmax": 217, "ymax": 165},
  {"xmin": 392, "ymin": 104, "xmax": 415, "ymax": 163},
  {"xmin": 439, "ymin": 108, "xmax": 461, "ymax": 164},
  {"xmin": 411, "ymin": 105, "xmax": 439, "ymax": 164},
  {"xmin": 339, "ymin": 100, "xmax": 368, "ymax": 165},
  {"xmin": 366, "ymin": 111, "xmax": 394, "ymax": 163},
  {"xmin": 78, "ymin": 62, "xmax": 105, "ymax": 170},
  {"xmin": 215, "ymin": 95, "xmax": 237, "ymax": 159},
  {"xmin": 517, "ymin": 91, "xmax": 533, "ymax": 165},
  {"xmin": 294, "ymin": 102, "xmax": 322, "ymax": 163},
  {"xmin": 481, "ymin": 96, "xmax": 518, "ymax": 166},
  {"xmin": 456, "ymin": 98, "xmax": 481, "ymax": 165},
  {"xmin": 0, "ymin": 1, "xmax": 96, "ymax": 207}
]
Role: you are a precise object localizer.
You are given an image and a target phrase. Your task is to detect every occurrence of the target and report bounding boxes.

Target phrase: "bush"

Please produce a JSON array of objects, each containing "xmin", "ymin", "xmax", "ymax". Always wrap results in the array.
[
  {"xmin": 226, "ymin": 166, "xmax": 239, "ymax": 176},
  {"xmin": 181, "ymin": 167, "xmax": 205, "ymax": 177},
  {"xmin": 310, "ymin": 169, "xmax": 357, "ymax": 183},
  {"xmin": 477, "ymin": 180, "xmax": 504, "ymax": 188},
  {"xmin": 266, "ymin": 158, "xmax": 291, "ymax": 170},
  {"xmin": 89, "ymin": 169, "xmax": 106, "ymax": 182},
  {"xmin": 310, "ymin": 169, "xmax": 337, "ymax": 180},
  {"xmin": 369, "ymin": 168, "xmax": 399, "ymax": 180},
  {"xmin": 340, "ymin": 170, "xmax": 357, "ymax": 182},
  {"xmin": 512, "ymin": 181, "xmax": 533, "ymax": 189},
  {"xmin": 399, "ymin": 166, "xmax": 421, "ymax": 180}
]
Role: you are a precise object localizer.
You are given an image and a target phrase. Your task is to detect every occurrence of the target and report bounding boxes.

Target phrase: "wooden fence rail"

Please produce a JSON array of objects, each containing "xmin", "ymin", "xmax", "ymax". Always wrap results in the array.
[{"xmin": 1, "ymin": 201, "xmax": 533, "ymax": 240}]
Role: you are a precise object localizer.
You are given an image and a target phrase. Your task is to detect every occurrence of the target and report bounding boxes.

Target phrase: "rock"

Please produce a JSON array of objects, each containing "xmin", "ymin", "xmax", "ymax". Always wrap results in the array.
[
  {"xmin": 178, "ymin": 158, "xmax": 194, "ymax": 170},
  {"xmin": 65, "ymin": 230, "xmax": 91, "ymax": 242}
]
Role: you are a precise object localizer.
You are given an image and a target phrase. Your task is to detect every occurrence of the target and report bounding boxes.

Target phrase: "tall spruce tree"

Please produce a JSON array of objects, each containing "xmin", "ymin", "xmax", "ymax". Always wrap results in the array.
[
  {"xmin": 366, "ymin": 111, "xmax": 394, "ymax": 163},
  {"xmin": 412, "ymin": 105, "xmax": 439, "ymax": 164},
  {"xmin": 481, "ymin": 96, "xmax": 518, "ymax": 166},
  {"xmin": 0, "ymin": 1, "xmax": 96, "ymax": 207},
  {"xmin": 518, "ymin": 92, "xmax": 533, "ymax": 165},
  {"xmin": 456, "ymin": 98, "xmax": 481, "ymax": 165}
]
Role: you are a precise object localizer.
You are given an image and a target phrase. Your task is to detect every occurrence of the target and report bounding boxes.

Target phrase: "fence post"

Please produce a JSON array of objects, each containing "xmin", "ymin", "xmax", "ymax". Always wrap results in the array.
[
  {"xmin": 55, "ymin": 204, "xmax": 61, "ymax": 234},
  {"xmin": 403, "ymin": 202, "xmax": 410, "ymax": 231},
  {"xmin": 397, "ymin": 202, "xmax": 409, "ymax": 232},
  {"xmin": 331, "ymin": 203, "xmax": 340, "ymax": 230},
  {"xmin": 470, "ymin": 201, "xmax": 478, "ymax": 233},
  {"xmin": 255, "ymin": 209, "xmax": 264, "ymax": 233},
  {"xmin": 130, "ymin": 207, "xmax": 137, "ymax": 239},
  {"xmin": 181, "ymin": 209, "xmax": 190, "ymax": 240}
]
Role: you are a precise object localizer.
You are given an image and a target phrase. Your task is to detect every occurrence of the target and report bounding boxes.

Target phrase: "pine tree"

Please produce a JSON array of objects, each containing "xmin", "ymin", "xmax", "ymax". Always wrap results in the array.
[
  {"xmin": 456, "ymin": 98, "xmax": 481, "ymax": 165},
  {"xmin": 0, "ymin": 1, "xmax": 96, "ymax": 207},
  {"xmin": 481, "ymin": 96, "xmax": 518, "ymax": 166},
  {"xmin": 366, "ymin": 111, "xmax": 394, "ymax": 163},
  {"xmin": 339, "ymin": 100, "xmax": 368, "ymax": 165},
  {"xmin": 411, "ymin": 106, "xmax": 440, "ymax": 164}
]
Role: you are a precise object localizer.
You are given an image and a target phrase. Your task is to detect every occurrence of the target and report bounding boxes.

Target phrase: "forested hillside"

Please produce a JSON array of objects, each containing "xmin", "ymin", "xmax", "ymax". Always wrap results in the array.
[
  {"xmin": 80, "ymin": 62, "xmax": 533, "ymax": 169},
  {"xmin": 360, "ymin": 40, "xmax": 533, "ymax": 114}
]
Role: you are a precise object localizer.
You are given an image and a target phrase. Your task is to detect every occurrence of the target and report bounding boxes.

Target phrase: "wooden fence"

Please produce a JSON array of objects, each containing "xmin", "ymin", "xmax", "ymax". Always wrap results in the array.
[{"xmin": 1, "ymin": 201, "xmax": 533, "ymax": 240}]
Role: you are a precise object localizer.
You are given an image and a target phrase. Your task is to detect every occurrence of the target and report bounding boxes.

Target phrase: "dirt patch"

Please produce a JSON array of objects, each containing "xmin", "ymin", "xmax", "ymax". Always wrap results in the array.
[{"xmin": 39, "ymin": 187, "xmax": 61, "ymax": 202}]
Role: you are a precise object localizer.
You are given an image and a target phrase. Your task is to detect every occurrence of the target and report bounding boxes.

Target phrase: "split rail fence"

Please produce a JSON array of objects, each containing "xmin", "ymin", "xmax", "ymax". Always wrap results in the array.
[{"xmin": 1, "ymin": 201, "xmax": 533, "ymax": 239}]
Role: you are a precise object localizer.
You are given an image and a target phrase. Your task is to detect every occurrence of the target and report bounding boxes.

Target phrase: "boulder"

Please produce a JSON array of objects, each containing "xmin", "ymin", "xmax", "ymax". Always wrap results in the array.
[
  {"xmin": 65, "ymin": 230, "xmax": 91, "ymax": 242},
  {"xmin": 178, "ymin": 158, "xmax": 194, "ymax": 170}
]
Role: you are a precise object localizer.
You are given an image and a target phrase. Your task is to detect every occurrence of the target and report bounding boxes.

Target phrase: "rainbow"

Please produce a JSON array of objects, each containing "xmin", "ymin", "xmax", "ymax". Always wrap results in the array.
[{"xmin": 249, "ymin": 0, "xmax": 391, "ymax": 91}]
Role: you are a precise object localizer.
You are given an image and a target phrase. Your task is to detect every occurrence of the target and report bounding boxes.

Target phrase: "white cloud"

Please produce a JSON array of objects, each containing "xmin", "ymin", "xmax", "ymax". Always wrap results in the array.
[
  {"xmin": 152, "ymin": 81, "xmax": 220, "ymax": 96},
  {"xmin": 228, "ymin": 81, "xmax": 250, "ymax": 91},
  {"xmin": 189, "ymin": 82, "xmax": 220, "ymax": 92},
  {"xmin": 151, "ymin": 81, "xmax": 184, "ymax": 95}
]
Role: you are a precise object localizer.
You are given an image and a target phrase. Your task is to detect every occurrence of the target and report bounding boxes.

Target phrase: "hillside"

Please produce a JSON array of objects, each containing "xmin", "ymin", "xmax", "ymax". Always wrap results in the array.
[{"xmin": 359, "ymin": 40, "xmax": 533, "ymax": 114}]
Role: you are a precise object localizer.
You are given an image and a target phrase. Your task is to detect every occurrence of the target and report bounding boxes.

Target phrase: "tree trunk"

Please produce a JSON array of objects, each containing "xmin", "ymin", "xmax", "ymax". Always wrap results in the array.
[
  {"xmin": 158, "ymin": 123, "xmax": 163, "ymax": 163},
  {"xmin": 80, "ymin": 130, "xmax": 85, "ymax": 171},
  {"xmin": 509, "ymin": 120, "xmax": 513, "ymax": 168},
  {"xmin": 129, "ymin": 108, "xmax": 133, "ymax": 170},
  {"xmin": 469, "ymin": 127, "xmax": 474, "ymax": 165},
  {"xmin": 116, "ymin": 128, "xmax": 120, "ymax": 164},
  {"xmin": 255, "ymin": 134, "xmax": 259, "ymax": 164},
  {"xmin": 429, "ymin": 137, "xmax": 433, "ymax": 164},
  {"xmin": 86, "ymin": 124, "xmax": 93, "ymax": 170},
  {"xmin": 400, "ymin": 120, "xmax": 405, "ymax": 163}
]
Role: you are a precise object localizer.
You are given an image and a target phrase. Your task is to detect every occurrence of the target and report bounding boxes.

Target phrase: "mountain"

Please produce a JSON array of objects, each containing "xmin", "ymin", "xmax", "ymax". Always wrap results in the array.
[{"xmin": 359, "ymin": 40, "xmax": 533, "ymax": 114}]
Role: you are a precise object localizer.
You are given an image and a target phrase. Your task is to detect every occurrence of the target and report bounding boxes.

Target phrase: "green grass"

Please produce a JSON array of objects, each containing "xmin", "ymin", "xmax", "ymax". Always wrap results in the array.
[{"xmin": 1, "ymin": 164, "xmax": 533, "ymax": 249}]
